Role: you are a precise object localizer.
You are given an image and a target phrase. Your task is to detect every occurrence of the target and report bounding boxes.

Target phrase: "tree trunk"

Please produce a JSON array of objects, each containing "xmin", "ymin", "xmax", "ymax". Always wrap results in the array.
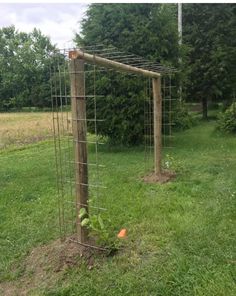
[{"xmin": 202, "ymin": 97, "xmax": 208, "ymax": 120}]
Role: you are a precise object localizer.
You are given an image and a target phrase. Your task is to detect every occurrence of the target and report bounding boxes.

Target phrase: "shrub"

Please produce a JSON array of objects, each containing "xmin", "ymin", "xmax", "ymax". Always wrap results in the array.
[
  {"xmin": 217, "ymin": 102, "xmax": 236, "ymax": 133},
  {"xmin": 86, "ymin": 71, "xmax": 146, "ymax": 146},
  {"xmin": 86, "ymin": 71, "xmax": 195, "ymax": 145},
  {"xmin": 87, "ymin": 93, "xmax": 145, "ymax": 146},
  {"xmin": 172, "ymin": 104, "xmax": 196, "ymax": 131}
]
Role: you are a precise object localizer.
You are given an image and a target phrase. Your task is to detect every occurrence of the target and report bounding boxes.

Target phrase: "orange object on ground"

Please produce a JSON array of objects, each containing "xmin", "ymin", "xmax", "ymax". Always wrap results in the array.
[{"xmin": 117, "ymin": 228, "xmax": 127, "ymax": 238}]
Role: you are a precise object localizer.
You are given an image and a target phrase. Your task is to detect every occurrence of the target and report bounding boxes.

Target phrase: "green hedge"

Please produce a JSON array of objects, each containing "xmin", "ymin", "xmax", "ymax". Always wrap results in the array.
[{"xmin": 217, "ymin": 102, "xmax": 236, "ymax": 133}]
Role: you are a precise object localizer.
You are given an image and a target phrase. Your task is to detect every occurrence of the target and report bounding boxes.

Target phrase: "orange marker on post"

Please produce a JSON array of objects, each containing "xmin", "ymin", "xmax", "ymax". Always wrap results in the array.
[{"xmin": 117, "ymin": 228, "xmax": 127, "ymax": 238}]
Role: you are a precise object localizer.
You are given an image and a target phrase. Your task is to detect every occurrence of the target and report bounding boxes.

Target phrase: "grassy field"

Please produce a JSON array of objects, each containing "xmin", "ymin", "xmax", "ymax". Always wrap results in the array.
[
  {"xmin": 0, "ymin": 112, "xmax": 54, "ymax": 149},
  {"xmin": 0, "ymin": 113, "xmax": 236, "ymax": 295}
]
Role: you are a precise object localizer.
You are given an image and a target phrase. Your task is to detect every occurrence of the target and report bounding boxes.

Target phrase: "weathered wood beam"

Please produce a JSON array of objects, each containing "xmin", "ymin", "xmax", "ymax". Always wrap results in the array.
[
  {"xmin": 69, "ymin": 50, "xmax": 160, "ymax": 78},
  {"xmin": 69, "ymin": 58, "xmax": 89, "ymax": 244}
]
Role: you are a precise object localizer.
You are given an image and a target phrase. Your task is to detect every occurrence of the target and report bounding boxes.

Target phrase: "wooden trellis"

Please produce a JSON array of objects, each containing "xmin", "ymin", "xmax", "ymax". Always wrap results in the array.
[{"xmin": 68, "ymin": 48, "xmax": 170, "ymax": 244}]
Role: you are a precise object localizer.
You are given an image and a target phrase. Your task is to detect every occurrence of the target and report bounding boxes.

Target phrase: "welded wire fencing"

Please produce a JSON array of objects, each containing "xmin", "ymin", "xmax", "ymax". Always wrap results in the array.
[{"xmin": 50, "ymin": 45, "xmax": 176, "ymax": 248}]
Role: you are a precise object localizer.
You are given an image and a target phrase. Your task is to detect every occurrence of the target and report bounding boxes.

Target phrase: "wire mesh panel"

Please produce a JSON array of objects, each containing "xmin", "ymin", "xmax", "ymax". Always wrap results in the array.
[
  {"xmin": 162, "ymin": 75, "xmax": 176, "ymax": 149},
  {"xmin": 143, "ymin": 74, "xmax": 176, "ymax": 173},
  {"xmin": 50, "ymin": 46, "xmax": 176, "ymax": 249},
  {"xmin": 50, "ymin": 51, "xmax": 75, "ymax": 240}
]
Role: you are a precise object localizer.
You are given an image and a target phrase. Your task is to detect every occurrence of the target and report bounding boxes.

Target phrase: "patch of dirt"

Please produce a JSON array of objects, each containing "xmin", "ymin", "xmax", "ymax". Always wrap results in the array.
[
  {"xmin": 0, "ymin": 235, "xmax": 103, "ymax": 296},
  {"xmin": 142, "ymin": 170, "xmax": 176, "ymax": 184}
]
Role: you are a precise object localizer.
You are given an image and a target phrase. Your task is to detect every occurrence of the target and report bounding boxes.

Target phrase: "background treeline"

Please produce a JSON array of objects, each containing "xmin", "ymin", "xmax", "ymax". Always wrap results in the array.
[
  {"xmin": 183, "ymin": 4, "xmax": 236, "ymax": 118},
  {"xmin": 0, "ymin": 4, "xmax": 235, "ymax": 139},
  {"xmin": 0, "ymin": 26, "xmax": 56, "ymax": 110},
  {"xmin": 77, "ymin": 3, "xmax": 236, "ymax": 142}
]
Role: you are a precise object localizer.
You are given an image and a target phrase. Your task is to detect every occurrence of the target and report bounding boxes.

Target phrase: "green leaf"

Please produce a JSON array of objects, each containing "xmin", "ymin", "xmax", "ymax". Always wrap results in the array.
[
  {"xmin": 81, "ymin": 218, "xmax": 90, "ymax": 227},
  {"xmin": 98, "ymin": 214, "xmax": 104, "ymax": 230},
  {"xmin": 79, "ymin": 207, "xmax": 87, "ymax": 219}
]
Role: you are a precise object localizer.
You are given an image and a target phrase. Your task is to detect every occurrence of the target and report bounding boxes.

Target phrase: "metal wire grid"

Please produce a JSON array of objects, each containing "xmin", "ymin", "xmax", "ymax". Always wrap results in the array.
[
  {"xmin": 162, "ymin": 75, "xmax": 176, "ymax": 149},
  {"xmin": 50, "ymin": 46, "xmax": 176, "ymax": 246},
  {"xmin": 50, "ymin": 50, "xmax": 108, "ymax": 243},
  {"xmin": 143, "ymin": 74, "xmax": 176, "ymax": 173},
  {"xmin": 50, "ymin": 51, "xmax": 74, "ymax": 240},
  {"xmin": 59, "ymin": 44, "xmax": 176, "ymax": 75}
]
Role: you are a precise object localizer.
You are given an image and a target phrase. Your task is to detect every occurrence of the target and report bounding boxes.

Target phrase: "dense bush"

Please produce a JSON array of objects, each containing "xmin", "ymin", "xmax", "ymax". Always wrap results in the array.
[
  {"xmin": 172, "ymin": 103, "xmax": 196, "ymax": 131},
  {"xmin": 84, "ymin": 65, "xmax": 196, "ymax": 145},
  {"xmin": 217, "ymin": 102, "xmax": 236, "ymax": 133},
  {"xmin": 86, "ymin": 71, "xmax": 146, "ymax": 145}
]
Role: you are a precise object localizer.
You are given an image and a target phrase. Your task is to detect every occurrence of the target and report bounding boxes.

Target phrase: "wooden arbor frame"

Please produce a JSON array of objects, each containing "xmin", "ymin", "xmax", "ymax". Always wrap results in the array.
[{"xmin": 69, "ymin": 49, "xmax": 163, "ymax": 243}]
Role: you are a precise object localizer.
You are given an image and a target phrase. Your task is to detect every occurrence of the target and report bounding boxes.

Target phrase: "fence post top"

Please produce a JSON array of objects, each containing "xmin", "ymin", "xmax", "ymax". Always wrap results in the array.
[{"xmin": 69, "ymin": 50, "xmax": 78, "ymax": 59}]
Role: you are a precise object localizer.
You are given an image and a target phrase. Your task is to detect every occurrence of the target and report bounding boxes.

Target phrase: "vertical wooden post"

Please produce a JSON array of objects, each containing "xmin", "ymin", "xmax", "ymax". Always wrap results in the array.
[
  {"xmin": 69, "ymin": 58, "xmax": 89, "ymax": 243},
  {"xmin": 152, "ymin": 77, "xmax": 162, "ymax": 176}
]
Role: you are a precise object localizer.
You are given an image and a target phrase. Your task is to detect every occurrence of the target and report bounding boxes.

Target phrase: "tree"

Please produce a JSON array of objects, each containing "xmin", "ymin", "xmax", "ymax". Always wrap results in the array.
[
  {"xmin": 77, "ymin": 4, "xmax": 179, "ymax": 65},
  {"xmin": 183, "ymin": 4, "xmax": 236, "ymax": 119},
  {"xmin": 0, "ymin": 26, "xmax": 57, "ymax": 110},
  {"xmin": 75, "ymin": 4, "xmax": 180, "ymax": 144},
  {"xmin": 75, "ymin": 4, "xmax": 178, "ymax": 64}
]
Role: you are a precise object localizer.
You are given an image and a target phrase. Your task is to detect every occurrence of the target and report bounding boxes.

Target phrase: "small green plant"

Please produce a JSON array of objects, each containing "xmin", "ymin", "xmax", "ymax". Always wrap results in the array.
[
  {"xmin": 164, "ymin": 153, "xmax": 185, "ymax": 173},
  {"xmin": 79, "ymin": 208, "xmax": 119, "ymax": 249}
]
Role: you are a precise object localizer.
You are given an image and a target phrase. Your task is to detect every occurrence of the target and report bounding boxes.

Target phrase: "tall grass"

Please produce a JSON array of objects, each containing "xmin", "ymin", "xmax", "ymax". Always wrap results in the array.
[{"xmin": 0, "ymin": 112, "xmax": 54, "ymax": 148}]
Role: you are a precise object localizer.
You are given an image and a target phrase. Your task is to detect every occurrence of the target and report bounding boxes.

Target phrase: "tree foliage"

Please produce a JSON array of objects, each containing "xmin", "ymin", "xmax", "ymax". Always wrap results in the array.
[
  {"xmin": 183, "ymin": 4, "xmax": 236, "ymax": 119},
  {"xmin": 76, "ymin": 4, "xmax": 180, "ymax": 144},
  {"xmin": 85, "ymin": 70, "xmax": 147, "ymax": 145},
  {"xmin": 77, "ymin": 4, "xmax": 179, "ymax": 65},
  {"xmin": 0, "ymin": 26, "xmax": 56, "ymax": 110}
]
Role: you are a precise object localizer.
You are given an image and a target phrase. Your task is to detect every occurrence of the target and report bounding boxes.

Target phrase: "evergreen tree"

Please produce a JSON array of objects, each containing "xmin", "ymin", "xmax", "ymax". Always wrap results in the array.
[
  {"xmin": 75, "ymin": 4, "xmax": 180, "ymax": 144},
  {"xmin": 183, "ymin": 4, "xmax": 236, "ymax": 119}
]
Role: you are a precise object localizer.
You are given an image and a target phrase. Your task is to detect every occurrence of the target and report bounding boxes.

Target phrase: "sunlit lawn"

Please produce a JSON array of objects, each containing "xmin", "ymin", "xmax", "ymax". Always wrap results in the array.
[
  {"xmin": 0, "ymin": 114, "xmax": 235, "ymax": 295},
  {"xmin": 0, "ymin": 112, "xmax": 55, "ymax": 148}
]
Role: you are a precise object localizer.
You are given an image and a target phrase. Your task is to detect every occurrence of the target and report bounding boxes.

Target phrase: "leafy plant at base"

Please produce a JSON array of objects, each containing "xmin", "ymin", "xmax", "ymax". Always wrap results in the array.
[{"xmin": 79, "ymin": 208, "xmax": 119, "ymax": 249}]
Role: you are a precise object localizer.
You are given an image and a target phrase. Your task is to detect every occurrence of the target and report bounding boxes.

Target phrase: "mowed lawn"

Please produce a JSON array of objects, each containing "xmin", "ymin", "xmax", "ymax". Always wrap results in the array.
[{"xmin": 0, "ymin": 113, "xmax": 236, "ymax": 295}]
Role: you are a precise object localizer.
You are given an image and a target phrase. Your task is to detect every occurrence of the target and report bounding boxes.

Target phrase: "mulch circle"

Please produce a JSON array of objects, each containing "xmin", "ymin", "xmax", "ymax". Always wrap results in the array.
[{"xmin": 142, "ymin": 170, "xmax": 176, "ymax": 184}]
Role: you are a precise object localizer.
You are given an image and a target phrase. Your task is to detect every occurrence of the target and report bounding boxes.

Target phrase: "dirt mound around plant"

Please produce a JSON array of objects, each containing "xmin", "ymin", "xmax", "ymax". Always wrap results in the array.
[
  {"xmin": 0, "ymin": 236, "xmax": 99, "ymax": 296},
  {"xmin": 142, "ymin": 170, "xmax": 176, "ymax": 184}
]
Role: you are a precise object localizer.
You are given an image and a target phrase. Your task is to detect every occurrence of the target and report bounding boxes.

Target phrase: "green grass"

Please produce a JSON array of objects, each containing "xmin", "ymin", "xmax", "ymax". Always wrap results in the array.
[
  {"xmin": 0, "ymin": 141, "xmax": 59, "ymax": 280},
  {"xmin": 0, "ymin": 121, "xmax": 236, "ymax": 295}
]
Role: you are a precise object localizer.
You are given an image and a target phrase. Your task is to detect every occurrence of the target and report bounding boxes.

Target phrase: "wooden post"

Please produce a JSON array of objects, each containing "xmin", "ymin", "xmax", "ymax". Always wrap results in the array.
[
  {"xmin": 152, "ymin": 77, "xmax": 162, "ymax": 176},
  {"xmin": 69, "ymin": 58, "xmax": 89, "ymax": 243}
]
